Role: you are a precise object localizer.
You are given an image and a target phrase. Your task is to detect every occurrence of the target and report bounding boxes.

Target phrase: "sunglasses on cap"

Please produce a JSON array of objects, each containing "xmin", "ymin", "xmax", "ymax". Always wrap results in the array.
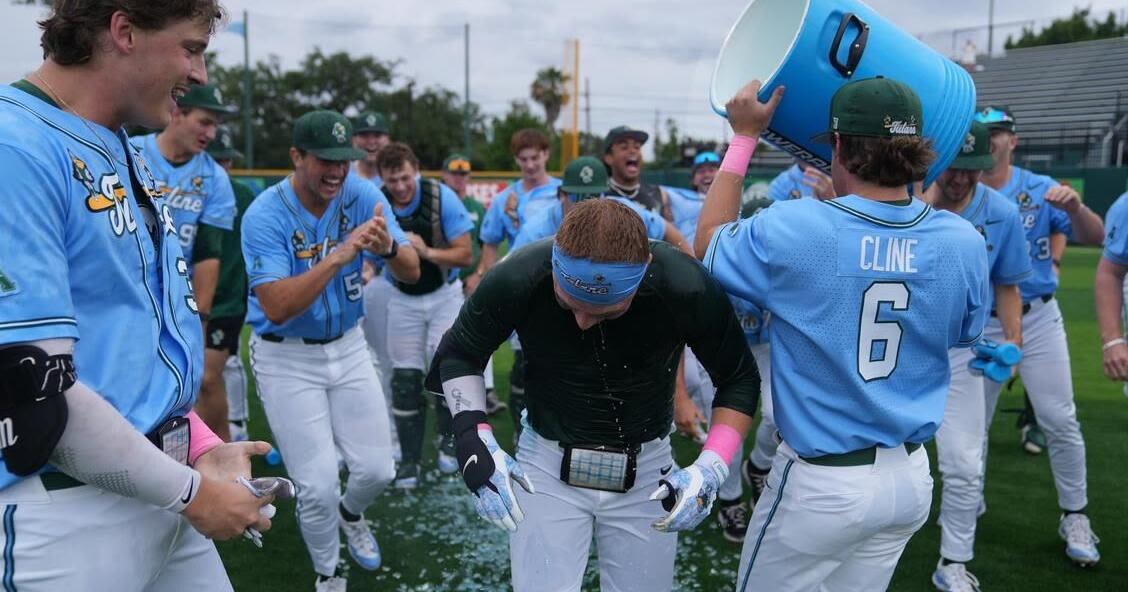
[
  {"xmin": 446, "ymin": 159, "xmax": 471, "ymax": 174},
  {"xmin": 974, "ymin": 107, "xmax": 1014, "ymax": 126}
]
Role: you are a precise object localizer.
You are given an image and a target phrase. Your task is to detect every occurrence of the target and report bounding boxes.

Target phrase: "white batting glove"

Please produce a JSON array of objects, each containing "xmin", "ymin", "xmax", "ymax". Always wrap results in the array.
[
  {"xmin": 649, "ymin": 450, "xmax": 728, "ymax": 532},
  {"xmin": 452, "ymin": 411, "xmax": 536, "ymax": 532}
]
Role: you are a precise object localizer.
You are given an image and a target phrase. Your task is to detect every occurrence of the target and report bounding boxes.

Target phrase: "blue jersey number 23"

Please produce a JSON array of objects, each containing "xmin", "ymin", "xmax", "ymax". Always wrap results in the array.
[{"xmin": 857, "ymin": 282, "xmax": 910, "ymax": 381}]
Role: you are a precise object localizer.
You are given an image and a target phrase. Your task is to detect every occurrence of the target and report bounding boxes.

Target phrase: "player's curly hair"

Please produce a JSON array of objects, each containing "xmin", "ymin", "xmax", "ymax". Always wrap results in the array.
[
  {"xmin": 836, "ymin": 135, "xmax": 936, "ymax": 187},
  {"xmin": 40, "ymin": 0, "xmax": 226, "ymax": 66},
  {"xmin": 510, "ymin": 128, "xmax": 550, "ymax": 156},
  {"xmin": 555, "ymin": 199, "xmax": 650, "ymax": 264},
  {"xmin": 376, "ymin": 142, "xmax": 420, "ymax": 174}
]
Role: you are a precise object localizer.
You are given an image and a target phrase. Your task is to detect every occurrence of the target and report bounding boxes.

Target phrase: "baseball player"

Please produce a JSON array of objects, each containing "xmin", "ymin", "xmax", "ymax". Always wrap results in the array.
[
  {"xmin": 1095, "ymin": 191, "xmax": 1128, "ymax": 383},
  {"xmin": 602, "ymin": 125, "xmax": 673, "ymax": 220},
  {"xmin": 443, "ymin": 154, "xmax": 505, "ymax": 415},
  {"xmin": 200, "ymin": 125, "xmax": 256, "ymax": 442},
  {"xmin": 0, "ymin": 2, "xmax": 277, "ymax": 589},
  {"xmin": 766, "ymin": 159, "xmax": 836, "ymax": 201},
  {"xmin": 700, "ymin": 78, "xmax": 989, "ymax": 592},
  {"xmin": 134, "ymin": 83, "xmax": 238, "ymax": 439},
  {"xmin": 664, "ymin": 151, "xmax": 718, "ymax": 247},
  {"xmin": 474, "ymin": 129, "xmax": 562, "ymax": 438},
  {"xmin": 428, "ymin": 198, "xmax": 761, "ymax": 592},
  {"xmin": 242, "ymin": 110, "xmax": 420, "ymax": 591},
  {"xmin": 510, "ymin": 156, "xmax": 690, "ymax": 253},
  {"xmin": 975, "ymin": 105, "xmax": 1106, "ymax": 565},
  {"xmin": 923, "ymin": 121, "xmax": 1031, "ymax": 591},
  {"xmin": 379, "ymin": 143, "xmax": 474, "ymax": 489},
  {"xmin": 351, "ymin": 111, "xmax": 390, "ymax": 188}
]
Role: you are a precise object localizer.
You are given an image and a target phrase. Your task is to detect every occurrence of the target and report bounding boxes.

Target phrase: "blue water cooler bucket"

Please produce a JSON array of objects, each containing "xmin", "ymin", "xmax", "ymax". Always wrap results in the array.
[{"xmin": 710, "ymin": 0, "xmax": 975, "ymax": 185}]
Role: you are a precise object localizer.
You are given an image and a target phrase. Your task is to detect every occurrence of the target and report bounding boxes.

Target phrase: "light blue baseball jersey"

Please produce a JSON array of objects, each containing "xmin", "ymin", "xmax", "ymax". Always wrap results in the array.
[
  {"xmin": 387, "ymin": 179, "xmax": 475, "ymax": 283},
  {"xmin": 0, "ymin": 84, "xmax": 204, "ymax": 489},
  {"xmin": 705, "ymin": 196, "xmax": 989, "ymax": 457},
  {"xmin": 996, "ymin": 166, "xmax": 1072, "ymax": 301},
  {"xmin": 1103, "ymin": 192, "xmax": 1128, "ymax": 265},
  {"xmin": 479, "ymin": 177, "xmax": 562, "ymax": 245},
  {"xmin": 133, "ymin": 133, "xmax": 236, "ymax": 264},
  {"xmin": 768, "ymin": 164, "xmax": 814, "ymax": 201},
  {"xmin": 664, "ymin": 186, "xmax": 705, "ymax": 246},
  {"xmin": 242, "ymin": 171, "xmax": 410, "ymax": 339},
  {"xmin": 509, "ymin": 196, "xmax": 668, "ymax": 252},
  {"xmin": 957, "ymin": 184, "xmax": 1032, "ymax": 301}
]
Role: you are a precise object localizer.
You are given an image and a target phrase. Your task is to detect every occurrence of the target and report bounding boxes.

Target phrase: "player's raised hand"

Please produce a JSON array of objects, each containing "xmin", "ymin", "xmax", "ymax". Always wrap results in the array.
[
  {"xmin": 1044, "ymin": 185, "xmax": 1082, "ymax": 213},
  {"xmin": 725, "ymin": 79, "xmax": 785, "ymax": 138},
  {"xmin": 452, "ymin": 410, "xmax": 535, "ymax": 532},
  {"xmin": 650, "ymin": 449, "xmax": 728, "ymax": 533},
  {"xmin": 802, "ymin": 167, "xmax": 836, "ymax": 200}
]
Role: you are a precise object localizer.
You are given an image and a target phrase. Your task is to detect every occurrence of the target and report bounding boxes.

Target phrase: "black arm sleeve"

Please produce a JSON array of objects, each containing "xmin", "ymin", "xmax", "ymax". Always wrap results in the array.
[
  {"xmin": 682, "ymin": 275, "xmax": 761, "ymax": 418},
  {"xmin": 192, "ymin": 222, "xmax": 225, "ymax": 263}
]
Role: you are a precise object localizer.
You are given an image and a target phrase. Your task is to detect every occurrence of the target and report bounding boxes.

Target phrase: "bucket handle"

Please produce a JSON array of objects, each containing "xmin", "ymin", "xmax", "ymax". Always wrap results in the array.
[{"xmin": 829, "ymin": 13, "xmax": 870, "ymax": 78}]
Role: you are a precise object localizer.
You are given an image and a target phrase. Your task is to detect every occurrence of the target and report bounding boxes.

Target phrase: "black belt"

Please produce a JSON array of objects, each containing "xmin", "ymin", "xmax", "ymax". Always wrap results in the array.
[
  {"xmin": 261, "ymin": 332, "xmax": 344, "ymax": 345},
  {"xmin": 41, "ymin": 416, "xmax": 190, "ymax": 491},
  {"xmin": 801, "ymin": 442, "xmax": 922, "ymax": 467},
  {"xmin": 990, "ymin": 293, "xmax": 1052, "ymax": 318}
]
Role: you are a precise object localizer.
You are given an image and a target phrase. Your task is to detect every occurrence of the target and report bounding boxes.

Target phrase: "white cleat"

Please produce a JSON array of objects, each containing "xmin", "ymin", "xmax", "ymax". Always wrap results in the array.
[
  {"xmin": 340, "ymin": 516, "xmax": 381, "ymax": 570},
  {"xmin": 931, "ymin": 560, "xmax": 981, "ymax": 592},
  {"xmin": 1059, "ymin": 513, "xmax": 1100, "ymax": 567},
  {"xmin": 314, "ymin": 575, "xmax": 347, "ymax": 592}
]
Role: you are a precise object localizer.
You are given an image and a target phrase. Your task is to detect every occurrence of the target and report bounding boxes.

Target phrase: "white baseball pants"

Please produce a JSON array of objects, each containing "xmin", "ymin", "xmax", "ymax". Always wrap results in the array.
[
  {"xmin": 224, "ymin": 354, "xmax": 248, "ymax": 423},
  {"xmin": 0, "ymin": 475, "xmax": 230, "ymax": 591},
  {"xmin": 249, "ymin": 327, "xmax": 396, "ymax": 576},
  {"xmin": 510, "ymin": 425, "xmax": 677, "ymax": 592},
  {"xmin": 736, "ymin": 442, "xmax": 932, "ymax": 592},
  {"xmin": 935, "ymin": 347, "xmax": 986, "ymax": 562},
  {"xmin": 387, "ymin": 280, "xmax": 464, "ymax": 371},
  {"xmin": 982, "ymin": 297, "xmax": 1087, "ymax": 511},
  {"xmin": 684, "ymin": 349, "xmax": 744, "ymax": 501},
  {"xmin": 746, "ymin": 343, "xmax": 779, "ymax": 471}
]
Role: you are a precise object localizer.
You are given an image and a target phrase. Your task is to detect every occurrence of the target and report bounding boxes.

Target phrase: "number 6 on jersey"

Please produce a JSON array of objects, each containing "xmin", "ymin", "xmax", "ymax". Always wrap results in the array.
[{"xmin": 857, "ymin": 282, "xmax": 910, "ymax": 381}]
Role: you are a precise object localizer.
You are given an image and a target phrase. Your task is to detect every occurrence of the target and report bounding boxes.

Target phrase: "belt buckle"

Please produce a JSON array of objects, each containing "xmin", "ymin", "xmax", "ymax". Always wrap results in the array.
[
  {"xmin": 147, "ymin": 417, "xmax": 190, "ymax": 465},
  {"xmin": 559, "ymin": 444, "xmax": 637, "ymax": 493}
]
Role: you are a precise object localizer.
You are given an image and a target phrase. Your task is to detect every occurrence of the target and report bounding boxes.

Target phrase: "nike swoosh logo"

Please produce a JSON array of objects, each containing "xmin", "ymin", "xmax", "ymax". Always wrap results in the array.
[
  {"xmin": 181, "ymin": 474, "xmax": 195, "ymax": 504},
  {"xmin": 984, "ymin": 219, "xmax": 1004, "ymax": 225},
  {"xmin": 660, "ymin": 465, "xmax": 672, "ymax": 476},
  {"xmin": 462, "ymin": 454, "xmax": 478, "ymax": 473}
]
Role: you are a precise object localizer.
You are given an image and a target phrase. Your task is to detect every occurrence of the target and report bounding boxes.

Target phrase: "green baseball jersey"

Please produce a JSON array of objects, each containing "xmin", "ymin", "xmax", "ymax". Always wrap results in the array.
[
  {"xmin": 211, "ymin": 179, "xmax": 257, "ymax": 320},
  {"xmin": 459, "ymin": 195, "xmax": 487, "ymax": 281},
  {"xmin": 430, "ymin": 238, "xmax": 761, "ymax": 446}
]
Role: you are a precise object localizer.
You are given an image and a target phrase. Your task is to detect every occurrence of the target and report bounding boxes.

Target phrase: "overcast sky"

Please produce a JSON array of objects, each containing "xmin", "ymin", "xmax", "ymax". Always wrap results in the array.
[{"xmin": 3, "ymin": 0, "xmax": 1126, "ymax": 153}]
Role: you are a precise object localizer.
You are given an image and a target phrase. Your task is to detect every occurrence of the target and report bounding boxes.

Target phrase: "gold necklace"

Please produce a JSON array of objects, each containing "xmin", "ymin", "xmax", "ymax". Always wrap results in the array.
[{"xmin": 33, "ymin": 72, "xmax": 130, "ymax": 168}]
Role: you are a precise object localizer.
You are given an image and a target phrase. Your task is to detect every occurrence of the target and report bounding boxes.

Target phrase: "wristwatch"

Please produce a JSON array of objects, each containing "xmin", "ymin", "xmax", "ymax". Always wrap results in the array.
[{"xmin": 380, "ymin": 240, "xmax": 399, "ymax": 259}]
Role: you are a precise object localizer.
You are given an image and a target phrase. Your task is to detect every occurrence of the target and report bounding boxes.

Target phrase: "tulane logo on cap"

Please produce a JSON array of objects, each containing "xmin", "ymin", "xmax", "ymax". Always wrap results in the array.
[
  {"xmin": 961, "ymin": 132, "xmax": 975, "ymax": 154},
  {"xmin": 883, "ymin": 115, "xmax": 918, "ymax": 136},
  {"xmin": 579, "ymin": 165, "xmax": 594, "ymax": 184},
  {"xmin": 213, "ymin": 88, "xmax": 223, "ymax": 104},
  {"xmin": 366, "ymin": 114, "xmax": 377, "ymax": 126},
  {"xmin": 332, "ymin": 122, "xmax": 347, "ymax": 144}
]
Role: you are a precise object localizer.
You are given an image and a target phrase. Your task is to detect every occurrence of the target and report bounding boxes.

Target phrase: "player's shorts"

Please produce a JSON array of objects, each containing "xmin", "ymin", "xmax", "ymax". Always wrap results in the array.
[{"xmin": 205, "ymin": 315, "xmax": 245, "ymax": 355}]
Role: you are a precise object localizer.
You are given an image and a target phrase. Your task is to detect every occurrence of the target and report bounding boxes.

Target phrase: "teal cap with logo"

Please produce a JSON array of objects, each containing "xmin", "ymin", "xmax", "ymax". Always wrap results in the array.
[
  {"xmin": 813, "ymin": 76, "xmax": 923, "ymax": 143},
  {"xmin": 176, "ymin": 83, "xmax": 237, "ymax": 115},
  {"xmin": 293, "ymin": 110, "xmax": 365, "ymax": 162},
  {"xmin": 206, "ymin": 124, "xmax": 243, "ymax": 161},
  {"xmin": 561, "ymin": 156, "xmax": 609, "ymax": 198},
  {"xmin": 949, "ymin": 121, "xmax": 994, "ymax": 171},
  {"xmin": 353, "ymin": 111, "xmax": 390, "ymax": 134}
]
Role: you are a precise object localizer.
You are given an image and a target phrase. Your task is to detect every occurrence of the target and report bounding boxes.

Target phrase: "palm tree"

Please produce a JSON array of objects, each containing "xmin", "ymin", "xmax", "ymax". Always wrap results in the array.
[{"xmin": 530, "ymin": 67, "xmax": 570, "ymax": 130}]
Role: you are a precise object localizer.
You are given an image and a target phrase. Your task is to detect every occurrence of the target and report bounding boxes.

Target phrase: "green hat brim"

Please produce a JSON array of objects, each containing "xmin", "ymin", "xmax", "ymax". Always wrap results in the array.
[
  {"xmin": 308, "ymin": 146, "xmax": 366, "ymax": 162},
  {"xmin": 949, "ymin": 153, "xmax": 995, "ymax": 171},
  {"xmin": 177, "ymin": 101, "xmax": 238, "ymax": 116},
  {"xmin": 561, "ymin": 184, "xmax": 607, "ymax": 195},
  {"xmin": 354, "ymin": 125, "xmax": 389, "ymax": 134},
  {"xmin": 208, "ymin": 148, "xmax": 244, "ymax": 160}
]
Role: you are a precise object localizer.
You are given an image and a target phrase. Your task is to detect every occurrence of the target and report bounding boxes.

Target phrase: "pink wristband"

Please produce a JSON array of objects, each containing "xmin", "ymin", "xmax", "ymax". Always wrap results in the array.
[
  {"xmin": 702, "ymin": 423, "xmax": 743, "ymax": 465},
  {"xmin": 477, "ymin": 423, "xmax": 492, "ymax": 432},
  {"xmin": 720, "ymin": 135, "xmax": 758, "ymax": 177},
  {"xmin": 187, "ymin": 410, "xmax": 224, "ymax": 465}
]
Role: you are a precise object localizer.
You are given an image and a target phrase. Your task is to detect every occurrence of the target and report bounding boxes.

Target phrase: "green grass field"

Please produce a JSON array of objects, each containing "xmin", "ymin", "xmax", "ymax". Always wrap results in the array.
[{"xmin": 218, "ymin": 246, "xmax": 1128, "ymax": 591}]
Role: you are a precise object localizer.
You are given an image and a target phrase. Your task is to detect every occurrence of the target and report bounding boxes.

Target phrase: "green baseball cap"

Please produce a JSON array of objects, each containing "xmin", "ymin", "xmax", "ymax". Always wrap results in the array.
[
  {"xmin": 206, "ymin": 124, "xmax": 243, "ymax": 161},
  {"xmin": 949, "ymin": 121, "xmax": 994, "ymax": 171},
  {"xmin": 353, "ymin": 111, "xmax": 389, "ymax": 134},
  {"xmin": 442, "ymin": 153, "xmax": 472, "ymax": 174},
  {"xmin": 561, "ymin": 156, "xmax": 609, "ymax": 198},
  {"xmin": 974, "ymin": 105, "xmax": 1016, "ymax": 133},
  {"xmin": 603, "ymin": 125, "xmax": 649, "ymax": 153},
  {"xmin": 292, "ymin": 110, "xmax": 365, "ymax": 162},
  {"xmin": 176, "ymin": 83, "xmax": 237, "ymax": 115},
  {"xmin": 813, "ymin": 76, "xmax": 923, "ymax": 143}
]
